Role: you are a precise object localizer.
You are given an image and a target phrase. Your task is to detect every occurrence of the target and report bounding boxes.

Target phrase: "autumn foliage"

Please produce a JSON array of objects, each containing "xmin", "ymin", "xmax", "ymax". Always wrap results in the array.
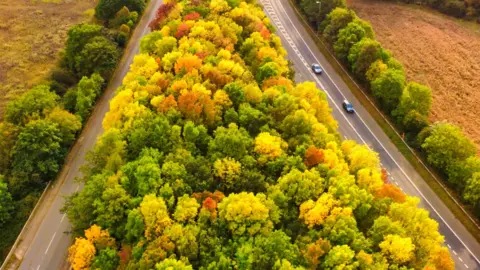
[{"xmin": 65, "ymin": 0, "xmax": 454, "ymax": 269}]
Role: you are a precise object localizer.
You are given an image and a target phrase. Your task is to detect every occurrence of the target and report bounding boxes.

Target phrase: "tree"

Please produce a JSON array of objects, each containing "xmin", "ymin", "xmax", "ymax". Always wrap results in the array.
[
  {"xmin": 365, "ymin": 60, "xmax": 387, "ymax": 82},
  {"xmin": 76, "ymin": 73, "xmax": 105, "ymax": 121},
  {"xmin": 75, "ymin": 36, "xmax": 119, "ymax": 78},
  {"xmin": 392, "ymin": 82, "xmax": 432, "ymax": 120},
  {"xmin": 322, "ymin": 245, "xmax": 355, "ymax": 268},
  {"xmin": 46, "ymin": 107, "xmax": 82, "ymax": 146},
  {"xmin": 371, "ymin": 69, "xmax": 405, "ymax": 113},
  {"xmin": 322, "ymin": 8, "xmax": 356, "ymax": 41},
  {"xmin": 300, "ymin": 0, "xmax": 346, "ymax": 26},
  {"xmin": 68, "ymin": 238, "xmax": 96, "ymax": 270},
  {"xmin": 96, "ymin": 0, "xmax": 146, "ymax": 21},
  {"xmin": 421, "ymin": 122, "xmax": 476, "ymax": 172},
  {"xmin": 91, "ymin": 248, "xmax": 120, "ymax": 270},
  {"xmin": 155, "ymin": 258, "xmax": 193, "ymax": 269},
  {"xmin": 463, "ymin": 172, "xmax": 480, "ymax": 208},
  {"xmin": 5, "ymin": 85, "xmax": 59, "ymax": 125},
  {"xmin": 12, "ymin": 119, "xmax": 64, "ymax": 180},
  {"xmin": 0, "ymin": 122, "xmax": 20, "ymax": 174},
  {"xmin": 379, "ymin": 235, "xmax": 415, "ymax": 265},
  {"xmin": 0, "ymin": 176, "xmax": 14, "ymax": 226},
  {"xmin": 65, "ymin": 24, "xmax": 104, "ymax": 71},
  {"xmin": 256, "ymin": 62, "xmax": 279, "ymax": 83},
  {"xmin": 334, "ymin": 20, "xmax": 373, "ymax": 62},
  {"xmin": 218, "ymin": 192, "xmax": 278, "ymax": 236},
  {"xmin": 369, "ymin": 216, "xmax": 405, "ymax": 245},
  {"xmin": 348, "ymin": 38, "xmax": 387, "ymax": 82},
  {"xmin": 140, "ymin": 31, "xmax": 164, "ymax": 54},
  {"xmin": 208, "ymin": 123, "xmax": 252, "ymax": 161}
]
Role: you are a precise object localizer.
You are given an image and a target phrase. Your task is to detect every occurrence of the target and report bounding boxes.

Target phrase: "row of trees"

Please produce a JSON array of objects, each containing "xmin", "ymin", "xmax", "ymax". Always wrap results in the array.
[
  {"xmin": 65, "ymin": 0, "xmax": 454, "ymax": 269},
  {"xmin": 298, "ymin": 0, "xmax": 480, "ymax": 219},
  {"xmin": 0, "ymin": 0, "xmax": 147, "ymax": 262}
]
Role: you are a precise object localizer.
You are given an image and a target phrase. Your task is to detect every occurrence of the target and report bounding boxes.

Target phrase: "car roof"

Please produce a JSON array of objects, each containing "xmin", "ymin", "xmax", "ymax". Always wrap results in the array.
[
  {"xmin": 343, "ymin": 99, "xmax": 350, "ymax": 104},
  {"xmin": 312, "ymin": 63, "xmax": 320, "ymax": 67}
]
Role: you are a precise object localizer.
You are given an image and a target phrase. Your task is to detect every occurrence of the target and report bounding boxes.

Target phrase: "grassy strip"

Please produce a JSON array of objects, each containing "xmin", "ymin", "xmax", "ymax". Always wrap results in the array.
[{"xmin": 287, "ymin": 0, "xmax": 480, "ymax": 244}]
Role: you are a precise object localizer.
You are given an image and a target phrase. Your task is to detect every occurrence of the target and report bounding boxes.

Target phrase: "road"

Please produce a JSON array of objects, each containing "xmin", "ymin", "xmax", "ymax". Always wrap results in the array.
[
  {"xmin": 260, "ymin": 0, "xmax": 480, "ymax": 268},
  {"xmin": 16, "ymin": 1, "xmax": 162, "ymax": 269}
]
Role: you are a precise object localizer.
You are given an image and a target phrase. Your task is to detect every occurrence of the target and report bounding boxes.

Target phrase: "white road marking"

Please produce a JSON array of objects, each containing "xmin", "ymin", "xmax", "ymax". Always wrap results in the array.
[
  {"xmin": 447, "ymin": 244, "xmax": 452, "ymax": 249},
  {"xmin": 45, "ymin": 232, "xmax": 56, "ymax": 255},
  {"xmin": 465, "ymin": 263, "xmax": 469, "ymax": 268},
  {"xmin": 454, "ymin": 250, "xmax": 458, "ymax": 255},
  {"xmin": 75, "ymin": 185, "xmax": 79, "ymax": 192},
  {"xmin": 395, "ymin": 181, "xmax": 399, "ymax": 185},
  {"xmin": 459, "ymin": 257, "xmax": 464, "ymax": 262},
  {"xmin": 36, "ymin": 265, "xmax": 40, "ymax": 270},
  {"xmin": 266, "ymin": 0, "xmax": 480, "ymax": 264},
  {"xmin": 60, "ymin": 213, "xmax": 66, "ymax": 223}
]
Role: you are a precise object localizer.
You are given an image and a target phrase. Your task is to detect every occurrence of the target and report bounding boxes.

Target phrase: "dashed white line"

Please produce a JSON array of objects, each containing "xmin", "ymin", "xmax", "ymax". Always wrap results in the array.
[
  {"xmin": 447, "ymin": 244, "xmax": 452, "ymax": 249},
  {"xmin": 36, "ymin": 265, "xmax": 40, "ymax": 270},
  {"xmin": 465, "ymin": 263, "xmax": 469, "ymax": 268},
  {"xmin": 459, "ymin": 257, "xmax": 464, "ymax": 262},
  {"xmin": 453, "ymin": 250, "xmax": 458, "ymax": 256},
  {"xmin": 75, "ymin": 185, "xmax": 79, "ymax": 192},
  {"xmin": 45, "ymin": 232, "xmax": 57, "ymax": 255},
  {"xmin": 60, "ymin": 213, "xmax": 66, "ymax": 223}
]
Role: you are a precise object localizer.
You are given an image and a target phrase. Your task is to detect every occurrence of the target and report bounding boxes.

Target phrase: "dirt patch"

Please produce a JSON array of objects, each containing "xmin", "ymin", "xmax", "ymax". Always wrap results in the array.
[
  {"xmin": 347, "ymin": 0, "xmax": 480, "ymax": 148},
  {"xmin": 0, "ymin": 0, "xmax": 96, "ymax": 119}
]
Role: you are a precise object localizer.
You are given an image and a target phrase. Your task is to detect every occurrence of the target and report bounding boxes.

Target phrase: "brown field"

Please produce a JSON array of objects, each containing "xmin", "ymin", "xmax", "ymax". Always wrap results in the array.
[
  {"xmin": 0, "ymin": 0, "xmax": 96, "ymax": 119},
  {"xmin": 347, "ymin": 0, "xmax": 480, "ymax": 147}
]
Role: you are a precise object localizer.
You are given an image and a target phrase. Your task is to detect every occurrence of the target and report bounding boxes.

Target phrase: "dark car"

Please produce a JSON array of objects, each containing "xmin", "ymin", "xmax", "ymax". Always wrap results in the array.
[
  {"xmin": 342, "ymin": 100, "xmax": 354, "ymax": 113},
  {"xmin": 311, "ymin": 63, "xmax": 322, "ymax": 74}
]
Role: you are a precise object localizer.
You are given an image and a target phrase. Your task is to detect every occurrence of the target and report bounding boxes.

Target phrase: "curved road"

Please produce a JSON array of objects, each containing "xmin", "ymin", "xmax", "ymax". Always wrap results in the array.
[
  {"xmin": 14, "ymin": 0, "xmax": 480, "ymax": 269},
  {"xmin": 260, "ymin": 0, "xmax": 480, "ymax": 268},
  {"xmin": 17, "ymin": 0, "xmax": 162, "ymax": 269}
]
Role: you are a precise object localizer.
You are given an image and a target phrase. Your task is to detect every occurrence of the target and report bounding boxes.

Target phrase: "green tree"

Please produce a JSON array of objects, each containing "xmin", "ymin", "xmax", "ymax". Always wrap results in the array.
[
  {"xmin": 300, "ymin": 0, "xmax": 346, "ymax": 26},
  {"xmin": 75, "ymin": 36, "xmax": 119, "ymax": 78},
  {"xmin": 0, "ymin": 122, "xmax": 20, "ymax": 174},
  {"xmin": 348, "ymin": 38, "xmax": 387, "ymax": 82},
  {"xmin": 96, "ymin": 0, "xmax": 146, "ymax": 21},
  {"xmin": 65, "ymin": 24, "xmax": 104, "ymax": 71},
  {"xmin": 155, "ymin": 258, "xmax": 193, "ymax": 270},
  {"xmin": 322, "ymin": 245, "xmax": 356, "ymax": 268},
  {"xmin": 0, "ymin": 175, "xmax": 14, "ymax": 226},
  {"xmin": 208, "ymin": 123, "xmax": 253, "ymax": 161},
  {"xmin": 5, "ymin": 85, "xmax": 59, "ymax": 125},
  {"xmin": 12, "ymin": 119, "xmax": 64, "ymax": 180},
  {"xmin": 334, "ymin": 21, "xmax": 369, "ymax": 62},
  {"xmin": 46, "ymin": 108, "xmax": 82, "ymax": 146},
  {"xmin": 464, "ymin": 172, "xmax": 480, "ymax": 209},
  {"xmin": 322, "ymin": 8, "xmax": 356, "ymax": 42},
  {"xmin": 256, "ymin": 62, "xmax": 279, "ymax": 84},
  {"xmin": 446, "ymin": 156, "xmax": 480, "ymax": 191},
  {"xmin": 91, "ymin": 248, "xmax": 120, "ymax": 270},
  {"xmin": 402, "ymin": 110, "xmax": 429, "ymax": 138},
  {"xmin": 421, "ymin": 122, "xmax": 476, "ymax": 172},
  {"xmin": 76, "ymin": 73, "xmax": 105, "ymax": 122},
  {"xmin": 371, "ymin": 69, "xmax": 405, "ymax": 113},
  {"xmin": 140, "ymin": 31, "xmax": 164, "ymax": 54},
  {"xmin": 392, "ymin": 82, "xmax": 432, "ymax": 120}
]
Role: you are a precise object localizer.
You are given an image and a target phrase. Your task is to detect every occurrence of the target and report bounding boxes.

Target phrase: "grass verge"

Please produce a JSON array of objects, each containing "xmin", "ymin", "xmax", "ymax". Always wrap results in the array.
[{"xmin": 287, "ymin": 0, "xmax": 480, "ymax": 244}]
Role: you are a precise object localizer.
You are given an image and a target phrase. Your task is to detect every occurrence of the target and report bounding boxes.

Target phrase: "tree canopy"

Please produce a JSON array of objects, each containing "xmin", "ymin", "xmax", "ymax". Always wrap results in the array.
[{"xmin": 65, "ymin": 0, "xmax": 454, "ymax": 269}]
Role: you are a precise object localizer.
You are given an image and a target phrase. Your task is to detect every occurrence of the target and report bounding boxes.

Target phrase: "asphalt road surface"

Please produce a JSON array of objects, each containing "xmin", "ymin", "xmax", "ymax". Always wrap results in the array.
[
  {"xmin": 260, "ymin": 0, "xmax": 480, "ymax": 268},
  {"xmin": 17, "ymin": 1, "xmax": 162, "ymax": 269},
  {"xmin": 16, "ymin": 0, "xmax": 480, "ymax": 269}
]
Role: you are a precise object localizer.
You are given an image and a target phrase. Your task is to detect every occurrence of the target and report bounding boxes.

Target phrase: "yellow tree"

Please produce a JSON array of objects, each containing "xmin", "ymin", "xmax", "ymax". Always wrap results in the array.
[
  {"xmin": 299, "ymin": 193, "xmax": 338, "ymax": 228},
  {"xmin": 68, "ymin": 238, "xmax": 96, "ymax": 270},
  {"xmin": 379, "ymin": 234, "xmax": 415, "ymax": 265},
  {"xmin": 254, "ymin": 132, "xmax": 287, "ymax": 164}
]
